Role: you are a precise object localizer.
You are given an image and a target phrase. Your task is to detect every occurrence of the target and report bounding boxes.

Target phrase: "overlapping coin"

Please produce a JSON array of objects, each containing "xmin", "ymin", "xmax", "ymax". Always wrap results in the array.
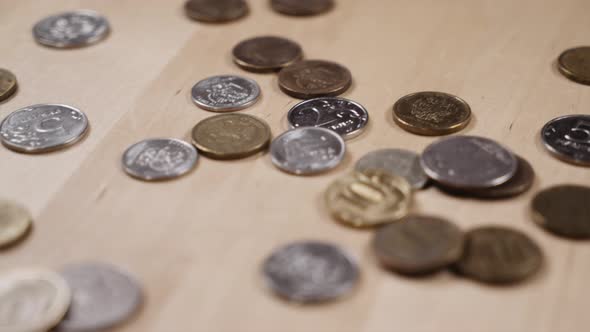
[
  {"xmin": 278, "ymin": 60, "xmax": 352, "ymax": 99},
  {"xmin": 185, "ymin": 0, "xmax": 248, "ymax": 23},
  {"xmin": 541, "ymin": 114, "xmax": 590, "ymax": 166},
  {"xmin": 33, "ymin": 10, "xmax": 110, "ymax": 48},
  {"xmin": 232, "ymin": 36, "xmax": 303, "ymax": 72},
  {"xmin": 0, "ymin": 200, "xmax": 32, "ymax": 248},
  {"xmin": 531, "ymin": 185, "xmax": 590, "ymax": 239},
  {"xmin": 0, "ymin": 68, "xmax": 17, "ymax": 102},
  {"xmin": 355, "ymin": 149, "xmax": 428, "ymax": 189},
  {"xmin": 191, "ymin": 75, "xmax": 260, "ymax": 112},
  {"xmin": 270, "ymin": 0, "xmax": 334, "ymax": 16},
  {"xmin": 557, "ymin": 46, "xmax": 590, "ymax": 85}
]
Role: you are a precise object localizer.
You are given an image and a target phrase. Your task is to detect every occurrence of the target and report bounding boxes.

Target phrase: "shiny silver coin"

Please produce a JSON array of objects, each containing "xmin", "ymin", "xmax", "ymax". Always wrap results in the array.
[
  {"xmin": 270, "ymin": 127, "xmax": 345, "ymax": 175},
  {"xmin": 191, "ymin": 75, "xmax": 261, "ymax": 112},
  {"xmin": 355, "ymin": 148, "xmax": 428, "ymax": 189},
  {"xmin": 421, "ymin": 135, "xmax": 517, "ymax": 189},
  {"xmin": 0, "ymin": 104, "xmax": 89, "ymax": 153},
  {"xmin": 122, "ymin": 138, "xmax": 198, "ymax": 181},
  {"xmin": 262, "ymin": 241, "xmax": 359, "ymax": 303},
  {"xmin": 287, "ymin": 97, "xmax": 369, "ymax": 140},
  {"xmin": 33, "ymin": 10, "xmax": 110, "ymax": 48},
  {"xmin": 541, "ymin": 114, "xmax": 590, "ymax": 166}
]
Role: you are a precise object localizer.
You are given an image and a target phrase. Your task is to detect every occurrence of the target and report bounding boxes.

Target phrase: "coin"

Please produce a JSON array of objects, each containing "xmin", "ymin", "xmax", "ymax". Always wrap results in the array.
[
  {"xmin": 0, "ymin": 104, "xmax": 89, "ymax": 153},
  {"xmin": 463, "ymin": 155, "xmax": 535, "ymax": 198},
  {"xmin": 541, "ymin": 114, "xmax": 590, "ymax": 166},
  {"xmin": 531, "ymin": 185, "xmax": 590, "ymax": 239},
  {"xmin": 185, "ymin": 0, "xmax": 248, "ymax": 23},
  {"xmin": 0, "ymin": 68, "xmax": 17, "ymax": 102},
  {"xmin": 191, "ymin": 75, "xmax": 260, "ymax": 112},
  {"xmin": 287, "ymin": 97, "xmax": 369, "ymax": 140},
  {"xmin": 270, "ymin": 0, "xmax": 334, "ymax": 16},
  {"xmin": 557, "ymin": 46, "xmax": 590, "ymax": 85},
  {"xmin": 454, "ymin": 226, "xmax": 543, "ymax": 284},
  {"xmin": 54, "ymin": 262, "xmax": 143, "ymax": 332},
  {"xmin": 373, "ymin": 215, "xmax": 464, "ymax": 274},
  {"xmin": 0, "ymin": 200, "xmax": 32, "ymax": 248},
  {"xmin": 191, "ymin": 114, "xmax": 271, "ymax": 159},
  {"xmin": 278, "ymin": 60, "xmax": 352, "ymax": 99},
  {"xmin": 262, "ymin": 241, "xmax": 359, "ymax": 303},
  {"xmin": 0, "ymin": 268, "xmax": 71, "ymax": 332},
  {"xmin": 325, "ymin": 169, "xmax": 413, "ymax": 227},
  {"xmin": 232, "ymin": 36, "xmax": 303, "ymax": 72},
  {"xmin": 355, "ymin": 149, "xmax": 428, "ymax": 189},
  {"xmin": 421, "ymin": 135, "xmax": 518, "ymax": 189},
  {"xmin": 33, "ymin": 10, "xmax": 110, "ymax": 48},
  {"xmin": 270, "ymin": 127, "xmax": 345, "ymax": 175},
  {"xmin": 393, "ymin": 91, "xmax": 471, "ymax": 136}
]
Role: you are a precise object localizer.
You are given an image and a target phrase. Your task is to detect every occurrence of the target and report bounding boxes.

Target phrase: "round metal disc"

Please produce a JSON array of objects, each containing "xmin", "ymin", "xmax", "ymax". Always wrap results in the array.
[
  {"xmin": 232, "ymin": 36, "xmax": 303, "ymax": 72},
  {"xmin": 0, "ymin": 68, "xmax": 18, "ymax": 102},
  {"xmin": 278, "ymin": 60, "xmax": 352, "ymax": 99},
  {"xmin": 355, "ymin": 148, "xmax": 428, "ymax": 189},
  {"xmin": 270, "ymin": 0, "xmax": 334, "ymax": 16},
  {"xmin": 191, "ymin": 75, "xmax": 260, "ymax": 112},
  {"xmin": 541, "ymin": 114, "xmax": 590, "ymax": 166},
  {"xmin": 557, "ymin": 46, "xmax": 590, "ymax": 85},
  {"xmin": 33, "ymin": 10, "xmax": 110, "ymax": 48},
  {"xmin": 0, "ymin": 200, "xmax": 32, "ymax": 248},
  {"xmin": 184, "ymin": 0, "xmax": 249, "ymax": 23},
  {"xmin": 531, "ymin": 185, "xmax": 590, "ymax": 239}
]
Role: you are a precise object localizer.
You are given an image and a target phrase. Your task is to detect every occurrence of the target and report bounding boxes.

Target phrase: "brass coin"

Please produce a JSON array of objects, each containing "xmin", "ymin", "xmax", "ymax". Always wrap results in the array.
[
  {"xmin": 270, "ymin": 0, "xmax": 334, "ymax": 16},
  {"xmin": 184, "ymin": 0, "xmax": 248, "ymax": 23},
  {"xmin": 278, "ymin": 60, "xmax": 352, "ymax": 99},
  {"xmin": 232, "ymin": 36, "xmax": 303, "ymax": 72},
  {"xmin": 325, "ymin": 169, "xmax": 413, "ymax": 228},
  {"xmin": 393, "ymin": 91, "xmax": 471, "ymax": 136},
  {"xmin": 531, "ymin": 185, "xmax": 590, "ymax": 239},
  {"xmin": 191, "ymin": 114, "xmax": 271, "ymax": 159},
  {"xmin": 0, "ymin": 68, "xmax": 17, "ymax": 102},
  {"xmin": 557, "ymin": 46, "xmax": 590, "ymax": 85},
  {"xmin": 0, "ymin": 200, "xmax": 32, "ymax": 248}
]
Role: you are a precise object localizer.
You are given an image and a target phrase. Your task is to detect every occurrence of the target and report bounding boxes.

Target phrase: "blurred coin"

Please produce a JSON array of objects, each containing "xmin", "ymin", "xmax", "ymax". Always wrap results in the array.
[
  {"xmin": 463, "ymin": 155, "xmax": 535, "ymax": 198},
  {"xmin": 0, "ymin": 200, "xmax": 32, "ymax": 248},
  {"xmin": 191, "ymin": 75, "xmax": 260, "ymax": 112},
  {"xmin": 185, "ymin": 0, "xmax": 248, "ymax": 23},
  {"xmin": 33, "ymin": 10, "xmax": 110, "ymax": 48},
  {"xmin": 355, "ymin": 149, "xmax": 428, "ymax": 189},
  {"xmin": 531, "ymin": 185, "xmax": 590, "ymax": 239},
  {"xmin": 232, "ymin": 36, "xmax": 303, "ymax": 72},
  {"xmin": 270, "ymin": 0, "xmax": 334, "ymax": 16},
  {"xmin": 557, "ymin": 46, "xmax": 590, "ymax": 85},
  {"xmin": 278, "ymin": 60, "xmax": 352, "ymax": 99},
  {"xmin": 0, "ymin": 69, "xmax": 17, "ymax": 102},
  {"xmin": 541, "ymin": 114, "xmax": 590, "ymax": 166}
]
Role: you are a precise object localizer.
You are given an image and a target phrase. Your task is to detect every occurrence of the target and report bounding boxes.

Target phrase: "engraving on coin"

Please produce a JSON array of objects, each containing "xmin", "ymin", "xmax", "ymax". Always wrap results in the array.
[
  {"xmin": 185, "ymin": 0, "xmax": 249, "ymax": 23},
  {"xmin": 0, "ymin": 69, "xmax": 17, "ymax": 102},
  {"xmin": 191, "ymin": 75, "xmax": 260, "ymax": 112},
  {"xmin": 531, "ymin": 185, "xmax": 590, "ymax": 239},
  {"xmin": 0, "ymin": 200, "xmax": 32, "ymax": 248},
  {"xmin": 262, "ymin": 241, "xmax": 359, "ymax": 303},
  {"xmin": 278, "ymin": 60, "xmax": 352, "ymax": 99},
  {"xmin": 232, "ymin": 36, "xmax": 303, "ymax": 72},
  {"xmin": 541, "ymin": 114, "xmax": 590, "ymax": 166},
  {"xmin": 355, "ymin": 149, "xmax": 428, "ymax": 189},
  {"xmin": 558, "ymin": 47, "xmax": 590, "ymax": 85},
  {"xmin": 33, "ymin": 10, "xmax": 110, "ymax": 48},
  {"xmin": 464, "ymin": 156, "xmax": 535, "ymax": 198},
  {"xmin": 270, "ymin": 0, "xmax": 334, "ymax": 16}
]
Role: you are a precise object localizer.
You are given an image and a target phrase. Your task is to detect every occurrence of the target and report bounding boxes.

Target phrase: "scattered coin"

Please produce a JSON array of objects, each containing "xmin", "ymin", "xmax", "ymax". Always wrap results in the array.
[
  {"xmin": 262, "ymin": 241, "xmax": 359, "ymax": 303},
  {"xmin": 463, "ymin": 155, "xmax": 535, "ymax": 198},
  {"xmin": 557, "ymin": 46, "xmax": 590, "ymax": 85},
  {"xmin": 541, "ymin": 114, "xmax": 590, "ymax": 166},
  {"xmin": 0, "ymin": 104, "xmax": 89, "ymax": 153},
  {"xmin": 355, "ymin": 149, "xmax": 428, "ymax": 189},
  {"xmin": 278, "ymin": 60, "xmax": 352, "ymax": 99},
  {"xmin": 0, "ymin": 200, "xmax": 32, "ymax": 248},
  {"xmin": 0, "ymin": 68, "xmax": 17, "ymax": 102},
  {"xmin": 232, "ymin": 36, "xmax": 303, "ymax": 72},
  {"xmin": 191, "ymin": 75, "xmax": 260, "ymax": 112},
  {"xmin": 33, "ymin": 10, "xmax": 110, "ymax": 48},
  {"xmin": 270, "ymin": 0, "xmax": 334, "ymax": 16},
  {"xmin": 185, "ymin": 0, "xmax": 248, "ymax": 23},
  {"xmin": 531, "ymin": 185, "xmax": 590, "ymax": 239}
]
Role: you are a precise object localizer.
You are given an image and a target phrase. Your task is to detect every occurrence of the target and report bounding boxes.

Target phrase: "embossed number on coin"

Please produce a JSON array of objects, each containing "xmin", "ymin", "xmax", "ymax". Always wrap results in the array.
[
  {"xmin": 541, "ymin": 114, "xmax": 590, "ymax": 166},
  {"xmin": 191, "ymin": 75, "xmax": 260, "ymax": 112},
  {"xmin": 33, "ymin": 10, "xmax": 110, "ymax": 48}
]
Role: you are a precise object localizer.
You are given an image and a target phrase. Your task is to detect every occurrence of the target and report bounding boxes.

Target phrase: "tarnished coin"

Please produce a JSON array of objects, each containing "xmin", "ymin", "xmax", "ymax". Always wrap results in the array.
[
  {"xmin": 465, "ymin": 156, "xmax": 535, "ymax": 198},
  {"xmin": 557, "ymin": 47, "xmax": 590, "ymax": 85},
  {"xmin": 325, "ymin": 169, "xmax": 413, "ymax": 227},
  {"xmin": 0, "ymin": 69, "xmax": 17, "ymax": 102},
  {"xmin": 454, "ymin": 227, "xmax": 543, "ymax": 284},
  {"xmin": 192, "ymin": 114, "xmax": 271, "ymax": 159},
  {"xmin": 287, "ymin": 97, "xmax": 369, "ymax": 140},
  {"xmin": 278, "ymin": 60, "xmax": 352, "ymax": 99},
  {"xmin": 191, "ymin": 75, "xmax": 260, "ymax": 112},
  {"xmin": 232, "ymin": 36, "xmax": 303, "ymax": 72},
  {"xmin": 0, "ymin": 201, "xmax": 32, "ymax": 248},
  {"xmin": 531, "ymin": 185, "xmax": 590, "ymax": 239},
  {"xmin": 355, "ymin": 149, "xmax": 428, "ymax": 189},
  {"xmin": 0, "ymin": 104, "xmax": 89, "ymax": 153},
  {"xmin": 185, "ymin": 0, "xmax": 248, "ymax": 23},
  {"xmin": 541, "ymin": 114, "xmax": 590, "ymax": 166},
  {"xmin": 421, "ymin": 135, "xmax": 517, "ymax": 189},
  {"xmin": 270, "ymin": 127, "xmax": 345, "ymax": 175},
  {"xmin": 122, "ymin": 138, "xmax": 198, "ymax": 181},
  {"xmin": 54, "ymin": 262, "xmax": 143, "ymax": 332},
  {"xmin": 33, "ymin": 10, "xmax": 110, "ymax": 48},
  {"xmin": 393, "ymin": 91, "xmax": 471, "ymax": 136},
  {"xmin": 270, "ymin": 0, "xmax": 334, "ymax": 16},
  {"xmin": 262, "ymin": 241, "xmax": 359, "ymax": 303},
  {"xmin": 373, "ymin": 215, "xmax": 464, "ymax": 274}
]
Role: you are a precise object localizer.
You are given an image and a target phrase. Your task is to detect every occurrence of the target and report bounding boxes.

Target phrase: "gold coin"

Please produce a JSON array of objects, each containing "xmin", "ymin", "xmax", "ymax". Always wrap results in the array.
[
  {"xmin": 325, "ymin": 169, "xmax": 413, "ymax": 228},
  {"xmin": 558, "ymin": 46, "xmax": 590, "ymax": 85},
  {"xmin": 0, "ymin": 200, "xmax": 32, "ymax": 248},
  {"xmin": 191, "ymin": 113, "xmax": 271, "ymax": 159},
  {"xmin": 0, "ymin": 68, "xmax": 17, "ymax": 102}
]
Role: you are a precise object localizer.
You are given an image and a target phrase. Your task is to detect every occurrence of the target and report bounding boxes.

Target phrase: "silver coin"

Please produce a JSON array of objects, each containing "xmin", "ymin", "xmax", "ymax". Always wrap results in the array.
[
  {"xmin": 33, "ymin": 10, "xmax": 110, "ymax": 48},
  {"xmin": 262, "ymin": 241, "xmax": 359, "ymax": 303},
  {"xmin": 541, "ymin": 114, "xmax": 590, "ymax": 166},
  {"xmin": 421, "ymin": 135, "xmax": 517, "ymax": 189},
  {"xmin": 287, "ymin": 97, "xmax": 369, "ymax": 139},
  {"xmin": 355, "ymin": 148, "xmax": 428, "ymax": 189},
  {"xmin": 122, "ymin": 138, "xmax": 198, "ymax": 181},
  {"xmin": 0, "ymin": 104, "xmax": 89, "ymax": 153},
  {"xmin": 54, "ymin": 262, "xmax": 143, "ymax": 332},
  {"xmin": 191, "ymin": 75, "xmax": 261, "ymax": 112},
  {"xmin": 270, "ymin": 127, "xmax": 346, "ymax": 175}
]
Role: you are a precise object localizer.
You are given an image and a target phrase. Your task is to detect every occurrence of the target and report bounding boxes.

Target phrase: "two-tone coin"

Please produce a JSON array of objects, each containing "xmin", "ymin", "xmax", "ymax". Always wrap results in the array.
[
  {"xmin": 355, "ymin": 149, "xmax": 428, "ymax": 189},
  {"xmin": 191, "ymin": 75, "xmax": 260, "ymax": 112},
  {"xmin": 232, "ymin": 36, "xmax": 303, "ymax": 72},
  {"xmin": 0, "ymin": 69, "xmax": 17, "ymax": 102},
  {"xmin": 278, "ymin": 60, "xmax": 352, "ymax": 99},
  {"xmin": 33, "ymin": 10, "xmax": 110, "ymax": 48},
  {"xmin": 270, "ymin": 0, "xmax": 334, "ymax": 16},
  {"xmin": 0, "ymin": 200, "xmax": 32, "ymax": 248},
  {"xmin": 531, "ymin": 185, "xmax": 590, "ymax": 239},
  {"xmin": 185, "ymin": 0, "xmax": 249, "ymax": 23},
  {"xmin": 541, "ymin": 114, "xmax": 590, "ymax": 166},
  {"xmin": 557, "ymin": 46, "xmax": 590, "ymax": 85}
]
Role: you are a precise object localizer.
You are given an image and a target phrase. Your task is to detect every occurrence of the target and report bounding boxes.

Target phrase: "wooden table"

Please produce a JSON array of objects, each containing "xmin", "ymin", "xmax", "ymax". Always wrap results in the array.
[{"xmin": 1, "ymin": 0, "xmax": 589, "ymax": 331}]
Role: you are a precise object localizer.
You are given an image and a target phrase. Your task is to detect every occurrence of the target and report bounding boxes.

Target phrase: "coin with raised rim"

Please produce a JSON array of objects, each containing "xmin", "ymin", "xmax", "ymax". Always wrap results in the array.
[
  {"xmin": 0, "ymin": 69, "xmax": 17, "ymax": 102},
  {"xmin": 0, "ymin": 200, "xmax": 32, "ymax": 248},
  {"xmin": 232, "ymin": 36, "xmax": 303, "ymax": 72},
  {"xmin": 557, "ymin": 46, "xmax": 590, "ymax": 85},
  {"xmin": 33, "ymin": 10, "xmax": 110, "ymax": 48},
  {"xmin": 531, "ymin": 185, "xmax": 590, "ymax": 239},
  {"xmin": 541, "ymin": 114, "xmax": 590, "ymax": 166},
  {"xmin": 355, "ymin": 148, "xmax": 428, "ymax": 189},
  {"xmin": 185, "ymin": 0, "xmax": 248, "ymax": 23},
  {"xmin": 278, "ymin": 60, "xmax": 352, "ymax": 99},
  {"xmin": 191, "ymin": 75, "xmax": 260, "ymax": 112},
  {"xmin": 270, "ymin": 0, "xmax": 334, "ymax": 16},
  {"xmin": 464, "ymin": 155, "xmax": 535, "ymax": 198}
]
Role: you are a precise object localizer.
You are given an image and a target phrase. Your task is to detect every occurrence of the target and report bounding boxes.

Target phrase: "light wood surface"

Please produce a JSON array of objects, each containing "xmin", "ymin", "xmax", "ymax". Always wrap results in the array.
[{"xmin": 1, "ymin": 0, "xmax": 590, "ymax": 331}]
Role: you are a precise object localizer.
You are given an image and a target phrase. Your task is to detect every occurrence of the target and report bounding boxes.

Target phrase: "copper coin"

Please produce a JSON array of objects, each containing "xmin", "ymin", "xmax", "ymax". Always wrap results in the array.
[
  {"xmin": 558, "ymin": 46, "xmax": 590, "ymax": 85},
  {"xmin": 270, "ymin": 0, "xmax": 334, "ymax": 16},
  {"xmin": 232, "ymin": 36, "xmax": 303, "ymax": 72},
  {"xmin": 278, "ymin": 60, "xmax": 352, "ymax": 99},
  {"xmin": 0, "ymin": 69, "xmax": 17, "ymax": 102},
  {"xmin": 531, "ymin": 185, "xmax": 590, "ymax": 239},
  {"xmin": 184, "ymin": 0, "xmax": 248, "ymax": 23}
]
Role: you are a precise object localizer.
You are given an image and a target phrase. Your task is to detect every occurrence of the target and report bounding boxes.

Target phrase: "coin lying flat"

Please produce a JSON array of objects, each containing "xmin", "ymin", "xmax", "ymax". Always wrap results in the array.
[
  {"xmin": 270, "ymin": 0, "xmax": 334, "ymax": 16},
  {"xmin": 464, "ymin": 155, "xmax": 535, "ymax": 198},
  {"xmin": 232, "ymin": 36, "xmax": 303, "ymax": 72},
  {"xmin": 191, "ymin": 75, "xmax": 260, "ymax": 112},
  {"xmin": 531, "ymin": 185, "xmax": 590, "ymax": 239},
  {"xmin": 0, "ymin": 201, "xmax": 32, "ymax": 248},
  {"xmin": 33, "ymin": 10, "xmax": 110, "ymax": 48},
  {"xmin": 355, "ymin": 149, "xmax": 428, "ymax": 189},
  {"xmin": 541, "ymin": 114, "xmax": 590, "ymax": 166},
  {"xmin": 262, "ymin": 241, "xmax": 359, "ymax": 303},
  {"xmin": 185, "ymin": 0, "xmax": 248, "ymax": 23},
  {"xmin": 0, "ymin": 104, "xmax": 89, "ymax": 153},
  {"xmin": 0, "ymin": 69, "xmax": 17, "ymax": 102},
  {"xmin": 557, "ymin": 46, "xmax": 590, "ymax": 85},
  {"xmin": 278, "ymin": 60, "xmax": 352, "ymax": 99}
]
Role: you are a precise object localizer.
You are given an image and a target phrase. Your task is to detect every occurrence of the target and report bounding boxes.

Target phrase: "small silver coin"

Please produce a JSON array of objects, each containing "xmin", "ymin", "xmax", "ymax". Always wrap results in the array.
[
  {"xmin": 421, "ymin": 135, "xmax": 517, "ymax": 189},
  {"xmin": 270, "ymin": 127, "xmax": 345, "ymax": 175},
  {"xmin": 262, "ymin": 241, "xmax": 359, "ymax": 303},
  {"xmin": 191, "ymin": 75, "xmax": 261, "ymax": 112},
  {"xmin": 54, "ymin": 262, "xmax": 143, "ymax": 332},
  {"xmin": 355, "ymin": 149, "xmax": 428, "ymax": 189},
  {"xmin": 122, "ymin": 138, "xmax": 198, "ymax": 181},
  {"xmin": 541, "ymin": 114, "xmax": 590, "ymax": 166},
  {"xmin": 33, "ymin": 10, "xmax": 110, "ymax": 48},
  {"xmin": 287, "ymin": 97, "xmax": 369, "ymax": 140},
  {"xmin": 0, "ymin": 104, "xmax": 89, "ymax": 153}
]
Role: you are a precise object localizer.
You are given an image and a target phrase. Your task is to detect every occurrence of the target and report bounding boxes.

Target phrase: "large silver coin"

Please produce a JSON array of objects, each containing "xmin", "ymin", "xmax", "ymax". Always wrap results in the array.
[
  {"xmin": 355, "ymin": 148, "xmax": 428, "ymax": 189},
  {"xmin": 191, "ymin": 75, "xmax": 261, "ymax": 112},
  {"xmin": 33, "ymin": 10, "xmax": 110, "ymax": 48},
  {"xmin": 262, "ymin": 241, "xmax": 359, "ymax": 303},
  {"xmin": 0, "ymin": 104, "xmax": 89, "ymax": 153},
  {"xmin": 287, "ymin": 97, "xmax": 369, "ymax": 140},
  {"xmin": 421, "ymin": 135, "xmax": 517, "ymax": 189},
  {"xmin": 270, "ymin": 127, "xmax": 345, "ymax": 175},
  {"xmin": 541, "ymin": 114, "xmax": 590, "ymax": 166},
  {"xmin": 122, "ymin": 138, "xmax": 198, "ymax": 181}
]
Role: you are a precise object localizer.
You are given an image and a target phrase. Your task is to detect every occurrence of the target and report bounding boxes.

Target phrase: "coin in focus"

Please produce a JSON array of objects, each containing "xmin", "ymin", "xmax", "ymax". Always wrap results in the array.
[
  {"xmin": 191, "ymin": 75, "xmax": 260, "ymax": 112},
  {"xmin": 355, "ymin": 149, "xmax": 428, "ymax": 189},
  {"xmin": 262, "ymin": 241, "xmax": 359, "ymax": 303},
  {"xmin": 0, "ymin": 201, "xmax": 32, "ymax": 248},
  {"xmin": 557, "ymin": 46, "xmax": 590, "ymax": 85},
  {"xmin": 270, "ymin": 0, "xmax": 334, "ymax": 16},
  {"xmin": 232, "ymin": 36, "xmax": 303, "ymax": 72},
  {"xmin": 33, "ymin": 10, "xmax": 110, "ymax": 48},
  {"xmin": 462, "ymin": 155, "xmax": 535, "ymax": 198},
  {"xmin": 278, "ymin": 60, "xmax": 352, "ymax": 99},
  {"xmin": 531, "ymin": 185, "xmax": 590, "ymax": 239},
  {"xmin": 0, "ymin": 68, "xmax": 17, "ymax": 102},
  {"xmin": 185, "ymin": 0, "xmax": 248, "ymax": 23},
  {"xmin": 541, "ymin": 114, "xmax": 590, "ymax": 166}
]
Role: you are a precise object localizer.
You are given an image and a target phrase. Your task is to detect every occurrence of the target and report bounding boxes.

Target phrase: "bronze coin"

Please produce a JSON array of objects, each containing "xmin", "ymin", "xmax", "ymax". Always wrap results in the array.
[
  {"xmin": 232, "ymin": 36, "xmax": 303, "ymax": 72},
  {"xmin": 278, "ymin": 60, "xmax": 352, "ymax": 99},
  {"xmin": 531, "ymin": 185, "xmax": 590, "ymax": 239},
  {"xmin": 270, "ymin": 0, "xmax": 334, "ymax": 16},
  {"xmin": 558, "ymin": 47, "xmax": 590, "ymax": 85},
  {"xmin": 393, "ymin": 91, "xmax": 471, "ymax": 136},
  {"xmin": 184, "ymin": 0, "xmax": 248, "ymax": 23},
  {"xmin": 0, "ymin": 68, "xmax": 17, "ymax": 102}
]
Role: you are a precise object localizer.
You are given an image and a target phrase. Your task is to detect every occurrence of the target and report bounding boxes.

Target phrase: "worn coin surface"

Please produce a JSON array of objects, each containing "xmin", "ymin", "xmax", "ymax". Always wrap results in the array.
[
  {"xmin": 191, "ymin": 75, "xmax": 260, "ymax": 112},
  {"xmin": 355, "ymin": 149, "xmax": 428, "ymax": 189},
  {"xmin": 185, "ymin": 0, "xmax": 248, "ymax": 23},
  {"xmin": 0, "ymin": 104, "xmax": 89, "ymax": 153},
  {"xmin": 262, "ymin": 241, "xmax": 359, "ymax": 303},
  {"xmin": 0, "ymin": 69, "xmax": 17, "ymax": 102},
  {"xmin": 0, "ymin": 201, "xmax": 32, "ymax": 248},
  {"xmin": 33, "ymin": 10, "xmax": 110, "ymax": 48},
  {"xmin": 531, "ymin": 185, "xmax": 590, "ymax": 239},
  {"xmin": 232, "ymin": 36, "xmax": 303, "ymax": 72},
  {"xmin": 122, "ymin": 138, "xmax": 198, "ymax": 181},
  {"xmin": 464, "ymin": 155, "xmax": 535, "ymax": 198},
  {"xmin": 278, "ymin": 60, "xmax": 352, "ymax": 99},
  {"xmin": 557, "ymin": 46, "xmax": 590, "ymax": 85},
  {"xmin": 270, "ymin": 0, "xmax": 334, "ymax": 16},
  {"xmin": 541, "ymin": 114, "xmax": 590, "ymax": 166}
]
